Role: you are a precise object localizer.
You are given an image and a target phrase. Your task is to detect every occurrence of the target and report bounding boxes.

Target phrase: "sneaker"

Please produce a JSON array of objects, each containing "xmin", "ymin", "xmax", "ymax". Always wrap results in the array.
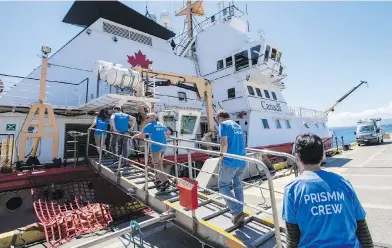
[
  {"xmin": 232, "ymin": 212, "xmax": 246, "ymax": 225},
  {"xmin": 159, "ymin": 181, "xmax": 170, "ymax": 192}
]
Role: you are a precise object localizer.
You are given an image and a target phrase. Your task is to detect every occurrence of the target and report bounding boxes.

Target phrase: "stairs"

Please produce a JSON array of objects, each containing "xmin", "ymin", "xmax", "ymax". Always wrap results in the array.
[{"xmin": 88, "ymin": 154, "xmax": 287, "ymax": 248}]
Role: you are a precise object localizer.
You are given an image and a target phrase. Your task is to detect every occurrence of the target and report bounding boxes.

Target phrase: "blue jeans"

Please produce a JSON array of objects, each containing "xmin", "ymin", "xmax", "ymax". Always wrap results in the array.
[{"xmin": 218, "ymin": 164, "xmax": 246, "ymax": 216}]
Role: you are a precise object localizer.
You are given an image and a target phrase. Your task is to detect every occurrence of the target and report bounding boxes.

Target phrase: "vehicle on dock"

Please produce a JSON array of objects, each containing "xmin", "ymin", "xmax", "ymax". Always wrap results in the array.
[{"xmin": 355, "ymin": 118, "xmax": 383, "ymax": 145}]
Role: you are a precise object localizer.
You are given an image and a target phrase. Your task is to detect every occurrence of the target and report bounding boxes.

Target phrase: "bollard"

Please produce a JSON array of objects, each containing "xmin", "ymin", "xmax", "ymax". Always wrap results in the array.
[{"xmin": 341, "ymin": 136, "xmax": 345, "ymax": 146}]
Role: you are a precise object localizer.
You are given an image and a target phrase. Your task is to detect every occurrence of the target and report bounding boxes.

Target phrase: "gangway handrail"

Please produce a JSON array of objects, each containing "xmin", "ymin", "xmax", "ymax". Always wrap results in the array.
[
  {"xmin": 86, "ymin": 128, "xmax": 284, "ymax": 247},
  {"xmin": 90, "ymin": 128, "xmax": 293, "ymax": 195},
  {"xmin": 71, "ymin": 213, "xmax": 175, "ymax": 248}
]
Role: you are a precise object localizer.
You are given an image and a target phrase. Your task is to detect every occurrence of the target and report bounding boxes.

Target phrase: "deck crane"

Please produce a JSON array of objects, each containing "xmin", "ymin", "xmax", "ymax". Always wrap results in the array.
[
  {"xmin": 132, "ymin": 65, "xmax": 216, "ymax": 137},
  {"xmin": 325, "ymin": 80, "xmax": 368, "ymax": 114}
]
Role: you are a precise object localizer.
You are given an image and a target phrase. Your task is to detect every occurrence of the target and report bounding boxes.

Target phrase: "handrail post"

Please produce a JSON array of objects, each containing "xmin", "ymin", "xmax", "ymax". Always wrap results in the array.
[
  {"xmin": 86, "ymin": 128, "xmax": 90, "ymax": 159},
  {"xmin": 144, "ymin": 140, "xmax": 150, "ymax": 204},
  {"xmin": 187, "ymin": 150, "xmax": 192, "ymax": 179},
  {"xmin": 174, "ymin": 139, "xmax": 179, "ymax": 178},
  {"xmin": 98, "ymin": 131, "xmax": 104, "ymax": 173},
  {"xmin": 267, "ymin": 176, "xmax": 282, "ymax": 248}
]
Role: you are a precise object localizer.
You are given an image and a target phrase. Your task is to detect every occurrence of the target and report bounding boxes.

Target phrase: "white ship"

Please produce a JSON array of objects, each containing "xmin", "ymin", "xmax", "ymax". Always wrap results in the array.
[{"xmin": 0, "ymin": 1, "xmax": 334, "ymax": 167}]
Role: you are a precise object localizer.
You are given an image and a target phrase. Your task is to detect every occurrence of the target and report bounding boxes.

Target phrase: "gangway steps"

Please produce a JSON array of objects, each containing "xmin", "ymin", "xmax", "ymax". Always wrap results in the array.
[{"xmin": 88, "ymin": 155, "xmax": 287, "ymax": 248}]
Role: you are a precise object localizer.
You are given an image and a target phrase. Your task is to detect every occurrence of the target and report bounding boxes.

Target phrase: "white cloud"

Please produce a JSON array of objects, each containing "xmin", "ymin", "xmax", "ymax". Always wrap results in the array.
[{"xmin": 327, "ymin": 102, "xmax": 392, "ymax": 127}]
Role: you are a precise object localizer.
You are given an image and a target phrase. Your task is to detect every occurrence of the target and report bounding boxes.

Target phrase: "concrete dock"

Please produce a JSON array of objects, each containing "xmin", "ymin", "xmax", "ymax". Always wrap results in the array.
[{"xmin": 29, "ymin": 140, "xmax": 392, "ymax": 248}]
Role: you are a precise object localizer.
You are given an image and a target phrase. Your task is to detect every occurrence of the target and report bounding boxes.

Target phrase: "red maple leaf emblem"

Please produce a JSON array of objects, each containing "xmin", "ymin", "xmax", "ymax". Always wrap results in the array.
[{"xmin": 127, "ymin": 50, "xmax": 152, "ymax": 69}]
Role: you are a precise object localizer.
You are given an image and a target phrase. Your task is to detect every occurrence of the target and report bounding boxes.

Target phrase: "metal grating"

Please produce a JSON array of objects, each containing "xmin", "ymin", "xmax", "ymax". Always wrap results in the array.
[
  {"xmin": 103, "ymin": 22, "xmax": 129, "ymax": 39},
  {"xmin": 103, "ymin": 21, "xmax": 152, "ymax": 46},
  {"xmin": 129, "ymin": 30, "xmax": 152, "ymax": 46}
]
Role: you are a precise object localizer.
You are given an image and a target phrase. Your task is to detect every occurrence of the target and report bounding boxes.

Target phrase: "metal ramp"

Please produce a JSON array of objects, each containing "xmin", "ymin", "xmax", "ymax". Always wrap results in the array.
[
  {"xmin": 84, "ymin": 130, "xmax": 292, "ymax": 248},
  {"xmin": 76, "ymin": 94, "xmax": 158, "ymax": 112}
]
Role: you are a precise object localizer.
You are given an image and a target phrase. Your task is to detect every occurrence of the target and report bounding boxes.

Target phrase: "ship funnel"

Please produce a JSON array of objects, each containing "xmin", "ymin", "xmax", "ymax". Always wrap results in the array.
[{"xmin": 94, "ymin": 60, "xmax": 144, "ymax": 96}]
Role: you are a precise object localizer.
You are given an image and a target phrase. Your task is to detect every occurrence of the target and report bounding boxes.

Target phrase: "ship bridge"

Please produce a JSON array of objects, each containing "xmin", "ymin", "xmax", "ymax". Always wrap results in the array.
[{"xmin": 74, "ymin": 128, "xmax": 300, "ymax": 248}]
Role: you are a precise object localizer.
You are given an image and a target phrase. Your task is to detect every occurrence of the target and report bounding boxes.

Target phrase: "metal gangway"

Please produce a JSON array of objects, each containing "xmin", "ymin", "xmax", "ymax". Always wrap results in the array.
[{"xmin": 77, "ymin": 129, "xmax": 299, "ymax": 248}]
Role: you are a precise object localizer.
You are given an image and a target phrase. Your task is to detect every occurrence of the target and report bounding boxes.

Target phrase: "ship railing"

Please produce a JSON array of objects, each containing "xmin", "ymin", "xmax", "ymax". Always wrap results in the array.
[
  {"xmin": 288, "ymin": 107, "xmax": 327, "ymax": 120},
  {"xmin": 87, "ymin": 128, "xmax": 286, "ymax": 247},
  {"xmin": 172, "ymin": 5, "xmax": 245, "ymax": 56},
  {"xmin": 0, "ymin": 74, "xmax": 89, "ymax": 109}
]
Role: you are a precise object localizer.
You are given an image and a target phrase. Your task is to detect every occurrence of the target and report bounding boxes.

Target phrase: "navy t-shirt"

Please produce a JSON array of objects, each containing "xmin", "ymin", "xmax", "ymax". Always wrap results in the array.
[
  {"xmin": 282, "ymin": 170, "xmax": 366, "ymax": 248},
  {"xmin": 142, "ymin": 121, "xmax": 168, "ymax": 152},
  {"xmin": 219, "ymin": 120, "xmax": 246, "ymax": 167}
]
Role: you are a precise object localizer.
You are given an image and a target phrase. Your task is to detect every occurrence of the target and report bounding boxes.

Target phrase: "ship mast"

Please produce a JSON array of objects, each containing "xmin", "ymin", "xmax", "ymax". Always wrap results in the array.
[{"xmin": 176, "ymin": 0, "xmax": 205, "ymax": 40}]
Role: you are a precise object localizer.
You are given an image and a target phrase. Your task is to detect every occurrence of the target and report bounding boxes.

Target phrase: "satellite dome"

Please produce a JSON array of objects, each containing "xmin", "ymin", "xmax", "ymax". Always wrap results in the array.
[
  {"xmin": 160, "ymin": 10, "xmax": 171, "ymax": 27},
  {"xmin": 147, "ymin": 12, "xmax": 157, "ymax": 22}
]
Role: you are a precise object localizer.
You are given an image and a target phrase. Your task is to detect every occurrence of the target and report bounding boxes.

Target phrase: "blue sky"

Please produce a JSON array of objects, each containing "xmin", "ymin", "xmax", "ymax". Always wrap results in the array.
[{"xmin": 1, "ymin": 1, "xmax": 392, "ymax": 127}]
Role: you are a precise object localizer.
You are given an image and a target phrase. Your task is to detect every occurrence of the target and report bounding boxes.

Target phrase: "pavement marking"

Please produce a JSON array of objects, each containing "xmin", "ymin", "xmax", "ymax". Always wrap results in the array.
[
  {"xmin": 362, "ymin": 203, "xmax": 392, "ymax": 210},
  {"xmin": 357, "ymin": 146, "xmax": 388, "ymax": 167}
]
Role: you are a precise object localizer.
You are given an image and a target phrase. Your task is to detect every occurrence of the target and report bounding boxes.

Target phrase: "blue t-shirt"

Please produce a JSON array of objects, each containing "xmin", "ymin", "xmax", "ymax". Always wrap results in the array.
[
  {"xmin": 111, "ymin": 113, "xmax": 130, "ymax": 132},
  {"xmin": 219, "ymin": 120, "xmax": 246, "ymax": 167},
  {"xmin": 282, "ymin": 170, "xmax": 366, "ymax": 248},
  {"xmin": 95, "ymin": 117, "xmax": 110, "ymax": 136},
  {"xmin": 142, "ymin": 121, "xmax": 168, "ymax": 152}
]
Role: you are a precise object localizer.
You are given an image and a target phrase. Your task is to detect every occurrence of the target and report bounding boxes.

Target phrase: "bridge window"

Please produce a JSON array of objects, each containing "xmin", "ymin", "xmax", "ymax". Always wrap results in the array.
[
  {"xmin": 217, "ymin": 60, "xmax": 224, "ymax": 70},
  {"xmin": 251, "ymin": 45, "xmax": 261, "ymax": 65},
  {"xmin": 261, "ymin": 119, "xmax": 270, "ymax": 129},
  {"xmin": 227, "ymin": 88, "xmax": 235, "ymax": 98},
  {"xmin": 304, "ymin": 122, "xmax": 309, "ymax": 128},
  {"xmin": 322, "ymin": 122, "xmax": 326, "ymax": 128},
  {"xmin": 264, "ymin": 90, "xmax": 270, "ymax": 99},
  {"xmin": 226, "ymin": 56, "xmax": 233, "ymax": 67},
  {"xmin": 163, "ymin": 115, "xmax": 176, "ymax": 132},
  {"xmin": 315, "ymin": 123, "xmax": 319, "ymax": 128},
  {"xmin": 276, "ymin": 51, "xmax": 282, "ymax": 62},
  {"xmin": 181, "ymin": 115, "xmax": 197, "ymax": 135},
  {"xmin": 285, "ymin": 120, "xmax": 291, "ymax": 129},
  {"xmin": 275, "ymin": 119, "xmax": 282, "ymax": 129},
  {"xmin": 271, "ymin": 92, "xmax": 277, "ymax": 100},
  {"xmin": 234, "ymin": 50, "xmax": 249, "ymax": 71},
  {"xmin": 255, "ymin": 88, "xmax": 262, "ymax": 97},
  {"xmin": 178, "ymin": 92, "xmax": 187, "ymax": 101},
  {"xmin": 271, "ymin": 48, "xmax": 277, "ymax": 60},
  {"xmin": 264, "ymin": 45, "xmax": 270, "ymax": 62},
  {"xmin": 247, "ymin": 86, "xmax": 255, "ymax": 96},
  {"xmin": 279, "ymin": 65, "xmax": 284, "ymax": 75}
]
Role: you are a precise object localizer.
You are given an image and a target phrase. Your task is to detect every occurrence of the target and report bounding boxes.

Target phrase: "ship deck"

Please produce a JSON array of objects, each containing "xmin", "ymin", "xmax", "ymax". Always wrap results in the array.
[{"xmin": 11, "ymin": 137, "xmax": 392, "ymax": 248}]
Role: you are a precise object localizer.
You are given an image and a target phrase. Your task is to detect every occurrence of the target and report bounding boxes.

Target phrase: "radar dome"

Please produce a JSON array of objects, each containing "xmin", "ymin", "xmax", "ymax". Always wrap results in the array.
[
  {"xmin": 160, "ymin": 10, "xmax": 171, "ymax": 27},
  {"xmin": 147, "ymin": 12, "xmax": 157, "ymax": 22}
]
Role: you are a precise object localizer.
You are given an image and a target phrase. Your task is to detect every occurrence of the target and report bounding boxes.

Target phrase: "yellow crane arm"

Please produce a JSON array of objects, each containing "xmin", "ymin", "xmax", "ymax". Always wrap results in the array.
[{"xmin": 132, "ymin": 66, "xmax": 215, "ymax": 134}]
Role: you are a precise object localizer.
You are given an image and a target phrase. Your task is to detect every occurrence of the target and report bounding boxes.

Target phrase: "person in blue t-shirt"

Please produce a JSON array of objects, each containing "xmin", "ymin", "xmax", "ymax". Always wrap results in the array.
[
  {"xmin": 217, "ymin": 109, "xmax": 247, "ymax": 225},
  {"xmin": 89, "ymin": 109, "xmax": 110, "ymax": 153},
  {"xmin": 283, "ymin": 133, "xmax": 373, "ymax": 248},
  {"xmin": 110, "ymin": 106, "xmax": 136, "ymax": 160},
  {"xmin": 132, "ymin": 112, "xmax": 171, "ymax": 192}
]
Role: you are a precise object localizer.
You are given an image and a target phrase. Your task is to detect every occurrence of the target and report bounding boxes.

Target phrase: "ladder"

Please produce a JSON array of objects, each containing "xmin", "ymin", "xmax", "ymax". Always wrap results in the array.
[{"xmin": 85, "ymin": 129, "xmax": 293, "ymax": 248}]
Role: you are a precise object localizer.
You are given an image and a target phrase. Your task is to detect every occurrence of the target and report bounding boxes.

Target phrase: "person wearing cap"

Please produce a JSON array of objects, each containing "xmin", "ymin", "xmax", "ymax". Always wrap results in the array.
[
  {"xmin": 132, "ymin": 112, "xmax": 171, "ymax": 192},
  {"xmin": 283, "ymin": 133, "xmax": 373, "ymax": 248},
  {"xmin": 216, "ymin": 109, "xmax": 247, "ymax": 225},
  {"xmin": 110, "ymin": 106, "xmax": 136, "ymax": 160}
]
